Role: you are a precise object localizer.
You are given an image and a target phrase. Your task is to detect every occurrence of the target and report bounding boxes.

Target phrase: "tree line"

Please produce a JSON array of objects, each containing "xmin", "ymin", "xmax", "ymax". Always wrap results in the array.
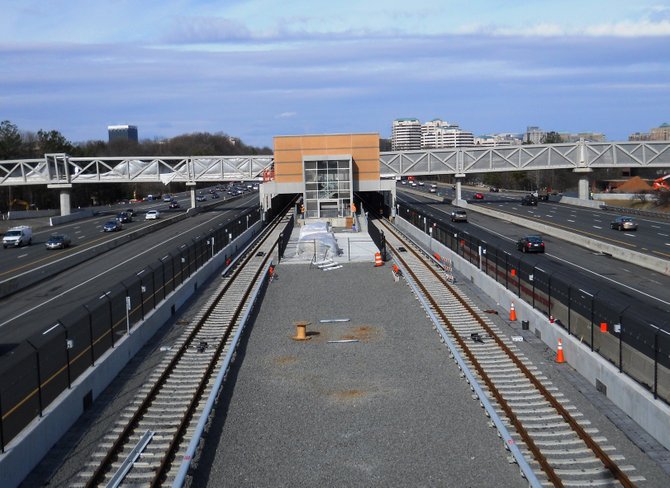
[
  {"xmin": 0, "ymin": 120, "xmax": 272, "ymax": 160},
  {"xmin": 0, "ymin": 120, "xmax": 272, "ymax": 212}
]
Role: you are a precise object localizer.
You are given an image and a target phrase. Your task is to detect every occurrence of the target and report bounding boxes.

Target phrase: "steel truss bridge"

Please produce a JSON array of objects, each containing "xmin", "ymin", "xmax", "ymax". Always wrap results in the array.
[
  {"xmin": 0, "ymin": 141, "xmax": 669, "ymax": 187},
  {"xmin": 380, "ymin": 141, "xmax": 670, "ymax": 178}
]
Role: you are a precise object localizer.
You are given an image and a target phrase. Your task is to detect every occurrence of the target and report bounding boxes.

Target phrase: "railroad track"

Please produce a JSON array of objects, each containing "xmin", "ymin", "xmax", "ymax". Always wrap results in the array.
[
  {"xmin": 375, "ymin": 217, "xmax": 644, "ymax": 487},
  {"xmin": 73, "ymin": 209, "xmax": 294, "ymax": 488}
]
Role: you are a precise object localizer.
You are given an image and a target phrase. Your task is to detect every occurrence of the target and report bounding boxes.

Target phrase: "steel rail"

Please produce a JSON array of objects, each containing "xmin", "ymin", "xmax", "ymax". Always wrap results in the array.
[
  {"xmin": 375, "ymin": 217, "xmax": 636, "ymax": 488},
  {"xmin": 83, "ymin": 205, "xmax": 293, "ymax": 487}
]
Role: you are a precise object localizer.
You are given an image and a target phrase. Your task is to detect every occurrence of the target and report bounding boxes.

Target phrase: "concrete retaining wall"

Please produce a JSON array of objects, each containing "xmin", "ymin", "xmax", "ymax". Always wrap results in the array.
[
  {"xmin": 395, "ymin": 216, "xmax": 670, "ymax": 451},
  {"xmin": 0, "ymin": 222, "xmax": 261, "ymax": 488}
]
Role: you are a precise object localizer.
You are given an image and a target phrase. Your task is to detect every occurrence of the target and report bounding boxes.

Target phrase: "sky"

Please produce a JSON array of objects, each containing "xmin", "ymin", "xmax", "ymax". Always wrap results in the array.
[{"xmin": 1, "ymin": 0, "xmax": 669, "ymax": 148}]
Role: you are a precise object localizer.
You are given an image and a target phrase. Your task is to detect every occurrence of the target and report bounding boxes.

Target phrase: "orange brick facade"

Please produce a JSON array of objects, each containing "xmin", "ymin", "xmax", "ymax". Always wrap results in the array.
[{"xmin": 273, "ymin": 133, "xmax": 380, "ymax": 184}]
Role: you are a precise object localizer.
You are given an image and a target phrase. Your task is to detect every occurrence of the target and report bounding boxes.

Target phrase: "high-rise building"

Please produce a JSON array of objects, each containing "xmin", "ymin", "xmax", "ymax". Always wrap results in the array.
[
  {"xmin": 628, "ymin": 123, "xmax": 670, "ymax": 141},
  {"xmin": 391, "ymin": 118, "xmax": 422, "ymax": 150},
  {"xmin": 525, "ymin": 126, "xmax": 546, "ymax": 144},
  {"xmin": 421, "ymin": 119, "xmax": 474, "ymax": 148},
  {"xmin": 651, "ymin": 123, "xmax": 670, "ymax": 141},
  {"xmin": 108, "ymin": 125, "xmax": 139, "ymax": 143}
]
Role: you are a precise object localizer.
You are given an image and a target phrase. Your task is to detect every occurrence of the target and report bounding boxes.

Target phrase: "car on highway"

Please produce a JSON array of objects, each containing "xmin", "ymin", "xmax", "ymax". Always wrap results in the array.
[
  {"xmin": 451, "ymin": 210, "xmax": 468, "ymax": 222},
  {"xmin": 520, "ymin": 194, "xmax": 538, "ymax": 206},
  {"xmin": 517, "ymin": 235, "xmax": 545, "ymax": 253},
  {"xmin": 473, "ymin": 193, "xmax": 484, "ymax": 200},
  {"xmin": 169, "ymin": 201, "xmax": 181, "ymax": 209},
  {"xmin": 103, "ymin": 220, "xmax": 123, "ymax": 232},
  {"xmin": 163, "ymin": 194, "xmax": 173, "ymax": 202},
  {"xmin": 211, "ymin": 192, "xmax": 220, "ymax": 199},
  {"xmin": 610, "ymin": 216, "xmax": 638, "ymax": 231},
  {"xmin": 196, "ymin": 194, "xmax": 206, "ymax": 202},
  {"xmin": 489, "ymin": 187, "xmax": 500, "ymax": 192},
  {"xmin": 145, "ymin": 210, "xmax": 160, "ymax": 220},
  {"xmin": 116, "ymin": 211, "xmax": 132, "ymax": 223},
  {"xmin": 45, "ymin": 233, "xmax": 71, "ymax": 250},
  {"xmin": 125, "ymin": 208, "xmax": 136, "ymax": 217}
]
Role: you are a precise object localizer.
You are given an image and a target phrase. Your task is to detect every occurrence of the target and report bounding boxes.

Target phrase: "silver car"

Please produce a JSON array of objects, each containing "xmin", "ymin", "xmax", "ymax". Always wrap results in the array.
[
  {"xmin": 610, "ymin": 216, "xmax": 638, "ymax": 231},
  {"xmin": 451, "ymin": 210, "xmax": 468, "ymax": 222}
]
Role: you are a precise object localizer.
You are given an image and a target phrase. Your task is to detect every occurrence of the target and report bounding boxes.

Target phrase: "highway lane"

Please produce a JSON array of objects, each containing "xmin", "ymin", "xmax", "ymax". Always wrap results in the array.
[
  {"xmin": 0, "ymin": 188, "xmax": 228, "ymax": 275},
  {"xmin": 406, "ymin": 182, "xmax": 670, "ymax": 258},
  {"xmin": 397, "ymin": 190, "xmax": 670, "ymax": 321},
  {"xmin": 0, "ymin": 193, "xmax": 260, "ymax": 353}
]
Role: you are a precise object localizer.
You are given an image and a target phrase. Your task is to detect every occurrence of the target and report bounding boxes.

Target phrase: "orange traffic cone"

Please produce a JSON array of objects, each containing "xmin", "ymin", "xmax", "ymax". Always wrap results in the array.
[
  {"xmin": 509, "ymin": 303, "xmax": 517, "ymax": 321},
  {"xmin": 374, "ymin": 252, "xmax": 383, "ymax": 267},
  {"xmin": 556, "ymin": 339, "xmax": 565, "ymax": 363}
]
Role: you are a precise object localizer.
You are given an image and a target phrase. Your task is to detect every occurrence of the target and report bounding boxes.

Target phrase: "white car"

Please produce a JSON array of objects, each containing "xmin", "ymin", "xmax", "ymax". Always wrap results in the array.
[{"xmin": 145, "ymin": 210, "xmax": 160, "ymax": 220}]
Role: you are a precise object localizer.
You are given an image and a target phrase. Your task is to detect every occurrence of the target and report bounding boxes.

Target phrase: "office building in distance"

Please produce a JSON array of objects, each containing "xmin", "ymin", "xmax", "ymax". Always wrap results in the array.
[
  {"xmin": 391, "ymin": 118, "xmax": 422, "ymax": 151},
  {"xmin": 108, "ymin": 125, "xmax": 139, "ymax": 143},
  {"xmin": 421, "ymin": 119, "xmax": 474, "ymax": 148},
  {"xmin": 392, "ymin": 118, "xmax": 475, "ymax": 150}
]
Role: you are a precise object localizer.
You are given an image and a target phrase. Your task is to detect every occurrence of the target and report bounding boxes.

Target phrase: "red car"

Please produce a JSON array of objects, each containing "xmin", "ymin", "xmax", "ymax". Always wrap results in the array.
[{"xmin": 473, "ymin": 193, "xmax": 484, "ymax": 200}]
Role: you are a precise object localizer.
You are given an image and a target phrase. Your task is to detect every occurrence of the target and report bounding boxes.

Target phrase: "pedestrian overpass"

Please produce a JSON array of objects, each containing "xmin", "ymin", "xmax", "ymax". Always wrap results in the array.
[{"xmin": 1, "ymin": 139, "xmax": 669, "ymax": 215}]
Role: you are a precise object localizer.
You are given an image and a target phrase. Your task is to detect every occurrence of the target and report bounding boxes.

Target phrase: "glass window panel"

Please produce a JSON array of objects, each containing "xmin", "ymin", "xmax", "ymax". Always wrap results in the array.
[{"xmin": 304, "ymin": 161, "xmax": 317, "ymax": 170}]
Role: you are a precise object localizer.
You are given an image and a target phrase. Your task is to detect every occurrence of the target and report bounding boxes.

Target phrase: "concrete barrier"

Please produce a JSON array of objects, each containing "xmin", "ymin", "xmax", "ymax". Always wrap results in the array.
[
  {"xmin": 0, "ymin": 222, "xmax": 262, "ymax": 488},
  {"xmin": 394, "ymin": 216, "xmax": 670, "ymax": 451}
]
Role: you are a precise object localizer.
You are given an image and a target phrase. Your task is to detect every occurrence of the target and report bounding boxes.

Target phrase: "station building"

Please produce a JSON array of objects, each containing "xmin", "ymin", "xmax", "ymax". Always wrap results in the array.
[{"xmin": 260, "ymin": 133, "xmax": 396, "ymax": 223}]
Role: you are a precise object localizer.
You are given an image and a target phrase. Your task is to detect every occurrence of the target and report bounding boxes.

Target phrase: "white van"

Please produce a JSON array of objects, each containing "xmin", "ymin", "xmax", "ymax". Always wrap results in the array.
[{"xmin": 3, "ymin": 226, "xmax": 33, "ymax": 248}]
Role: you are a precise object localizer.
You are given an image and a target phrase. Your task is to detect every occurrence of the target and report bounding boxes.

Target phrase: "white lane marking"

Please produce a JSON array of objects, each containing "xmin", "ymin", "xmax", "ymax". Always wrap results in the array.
[
  {"xmin": 567, "ymin": 219, "xmax": 575, "ymax": 223},
  {"xmin": 624, "ymin": 233, "xmax": 636, "ymax": 237},
  {"xmin": 0, "ymin": 211, "xmax": 235, "ymax": 329},
  {"xmin": 658, "ymin": 233, "xmax": 668, "ymax": 237},
  {"xmin": 593, "ymin": 226, "xmax": 602, "ymax": 229},
  {"xmin": 652, "ymin": 225, "xmax": 661, "ymax": 229},
  {"xmin": 666, "ymin": 243, "xmax": 670, "ymax": 246},
  {"xmin": 594, "ymin": 219, "xmax": 602, "ymax": 222},
  {"xmin": 18, "ymin": 254, "xmax": 28, "ymax": 258},
  {"xmin": 78, "ymin": 236, "xmax": 86, "ymax": 239}
]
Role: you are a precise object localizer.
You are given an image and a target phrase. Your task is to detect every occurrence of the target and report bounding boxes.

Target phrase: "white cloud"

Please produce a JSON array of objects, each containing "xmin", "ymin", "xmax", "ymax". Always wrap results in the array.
[
  {"xmin": 276, "ymin": 112, "xmax": 297, "ymax": 119},
  {"xmin": 585, "ymin": 20, "xmax": 670, "ymax": 37}
]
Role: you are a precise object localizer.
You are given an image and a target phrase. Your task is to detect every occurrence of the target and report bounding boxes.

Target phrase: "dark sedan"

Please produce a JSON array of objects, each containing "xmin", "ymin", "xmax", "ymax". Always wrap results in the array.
[
  {"xmin": 517, "ymin": 235, "xmax": 545, "ymax": 253},
  {"xmin": 45, "ymin": 234, "xmax": 72, "ymax": 250},
  {"xmin": 103, "ymin": 220, "xmax": 123, "ymax": 232},
  {"xmin": 116, "ymin": 211, "xmax": 132, "ymax": 223}
]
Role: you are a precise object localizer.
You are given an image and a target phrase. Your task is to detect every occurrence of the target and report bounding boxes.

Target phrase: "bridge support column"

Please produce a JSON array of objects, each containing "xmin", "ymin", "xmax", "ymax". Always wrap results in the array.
[
  {"xmin": 47, "ymin": 184, "xmax": 73, "ymax": 216},
  {"xmin": 453, "ymin": 174, "xmax": 467, "ymax": 207},
  {"xmin": 573, "ymin": 168, "xmax": 593, "ymax": 200},
  {"xmin": 186, "ymin": 181, "xmax": 197, "ymax": 208}
]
